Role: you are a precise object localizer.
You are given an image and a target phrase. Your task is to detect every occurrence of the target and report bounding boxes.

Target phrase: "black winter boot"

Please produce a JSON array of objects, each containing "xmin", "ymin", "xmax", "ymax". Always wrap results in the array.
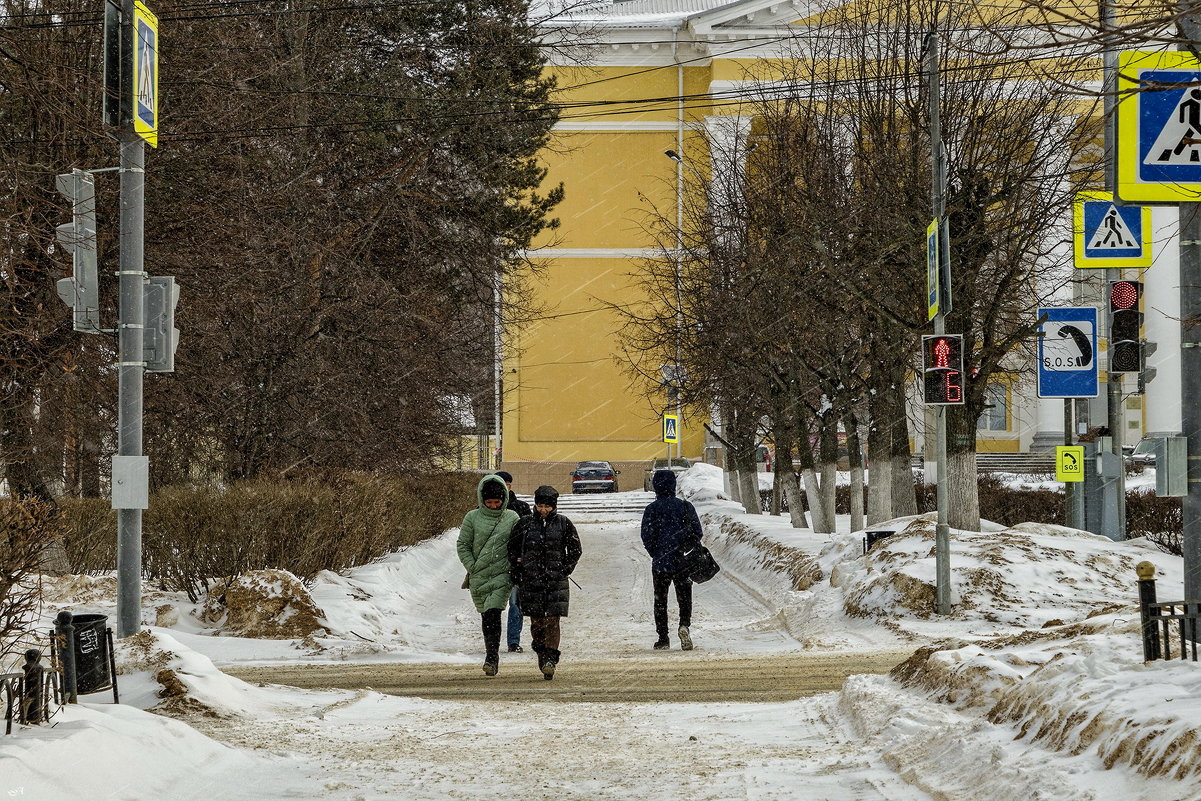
[{"xmin": 541, "ymin": 648, "xmax": 560, "ymax": 680}]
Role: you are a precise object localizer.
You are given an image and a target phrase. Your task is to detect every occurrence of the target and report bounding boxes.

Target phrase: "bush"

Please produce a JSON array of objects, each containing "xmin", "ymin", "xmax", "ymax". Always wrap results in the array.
[
  {"xmin": 0, "ymin": 499, "xmax": 56, "ymax": 665},
  {"xmin": 1126, "ymin": 490, "xmax": 1182, "ymax": 555},
  {"xmin": 57, "ymin": 471, "xmax": 478, "ymax": 602}
]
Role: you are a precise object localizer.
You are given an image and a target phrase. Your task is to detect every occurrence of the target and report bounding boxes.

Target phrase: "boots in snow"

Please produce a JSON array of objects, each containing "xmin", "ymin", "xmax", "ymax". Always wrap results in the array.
[
  {"xmin": 678, "ymin": 626, "xmax": 693, "ymax": 651},
  {"xmin": 483, "ymin": 647, "xmax": 500, "ymax": 676},
  {"xmin": 653, "ymin": 637, "xmax": 670, "ymax": 650},
  {"xmin": 541, "ymin": 648, "xmax": 561, "ymax": 680}
]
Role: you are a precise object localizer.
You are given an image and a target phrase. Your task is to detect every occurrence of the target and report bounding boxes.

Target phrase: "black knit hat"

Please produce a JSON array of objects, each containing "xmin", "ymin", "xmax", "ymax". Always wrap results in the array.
[
  {"xmin": 495, "ymin": 471, "xmax": 514, "ymax": 484},
  {"xmin": 533, "ymin": 485, "xmax": 559, "ymax": 508},
  {"xmin": 481, "ymin": 478, "xmax": 506, "ymax": 502}
]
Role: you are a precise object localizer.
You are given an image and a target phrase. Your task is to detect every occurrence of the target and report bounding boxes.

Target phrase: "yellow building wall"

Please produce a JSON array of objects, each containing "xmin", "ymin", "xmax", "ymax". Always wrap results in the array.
[{"xmin": 504, "ymin": 63, "xmax": 717, "ymax": 467}]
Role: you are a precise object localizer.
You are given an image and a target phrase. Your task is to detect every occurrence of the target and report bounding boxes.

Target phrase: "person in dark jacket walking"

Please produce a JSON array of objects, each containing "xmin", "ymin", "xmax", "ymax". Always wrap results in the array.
[
  {"xmin": 640, "ymin": 470, "xmax": 704, "ymax": 651},
  {"xmin": 507, "ymin": 485, "xmax": 582, "ymax": 680},
  {"xmin": 496, "ymin": 471, "xmax": 531, "ymax": 653}
]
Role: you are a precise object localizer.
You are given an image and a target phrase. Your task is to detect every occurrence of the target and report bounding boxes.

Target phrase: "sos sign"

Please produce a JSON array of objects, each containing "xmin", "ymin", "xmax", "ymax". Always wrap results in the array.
[{"xmin": 921, "ymin": 334, "xmax": 965, "ymax": 405}]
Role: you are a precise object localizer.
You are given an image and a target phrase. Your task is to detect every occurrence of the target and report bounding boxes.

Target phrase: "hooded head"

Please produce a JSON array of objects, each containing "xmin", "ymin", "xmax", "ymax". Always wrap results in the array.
[
  {"xmin": 478, "ymin": 474, "xmax": 508, "ymax": 511},
  {"xmin": 533, "ymin": 485, "xmax": 559, "ymax": 510},
  {"xmin": 652, "ymin": 469, "xmax": 677, "ymax": 497}
]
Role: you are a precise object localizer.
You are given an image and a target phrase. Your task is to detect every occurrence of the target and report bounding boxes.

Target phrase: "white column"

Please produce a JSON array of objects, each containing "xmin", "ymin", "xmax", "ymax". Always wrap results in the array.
[{"xmin": 1144, "ymin": 205, "xmax": 1182, "ymax": 437}]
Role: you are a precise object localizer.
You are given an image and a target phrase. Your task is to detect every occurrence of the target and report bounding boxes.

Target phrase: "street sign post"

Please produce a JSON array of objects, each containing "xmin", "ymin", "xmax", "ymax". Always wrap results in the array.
[
  {"xmin": 1038, "ymin": 307, "xmax": 1099, "ymax": 398},
  {"xmin": 1116, "ymin": 50, "xmax": 1201, "ymax": 203},
  {"xmin": 1073, "ymin": 191, "xmax": 1152, "ymax": 268}
]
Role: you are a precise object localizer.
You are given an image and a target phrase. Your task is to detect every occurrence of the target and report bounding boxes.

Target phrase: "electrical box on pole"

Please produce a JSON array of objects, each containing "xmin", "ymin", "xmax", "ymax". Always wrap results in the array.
[
  {"xmin": 1108, "ymin": 280, "xmax": 1143, "ymax": 372},
  {"xmin": 921, "ymin": 334, "xmax": 965, "ymax": 405},
  {"xmin": 143, "ymin": 275, "xmax": 179, "ymax": 372},
  {"xmin": 54, "ymin": 170, "xmax": 102, "ymax": 334}
]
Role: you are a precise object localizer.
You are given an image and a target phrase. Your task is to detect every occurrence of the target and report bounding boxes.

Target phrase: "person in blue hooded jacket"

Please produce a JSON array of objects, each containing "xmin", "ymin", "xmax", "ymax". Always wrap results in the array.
[{"xmin": 640, "ymin": 470, "xmax": 704, "ymax": 651}]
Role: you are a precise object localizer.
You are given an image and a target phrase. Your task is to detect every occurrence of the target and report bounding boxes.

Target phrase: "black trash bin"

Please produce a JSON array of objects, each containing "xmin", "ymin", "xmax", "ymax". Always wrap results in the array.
[
  {"xmin": 863, "ymin": 530, "xmax": 895, "ymax": 554},
  {"xmin": 71, "ymin": 613, "xmax": 113, "ymax": 695}
]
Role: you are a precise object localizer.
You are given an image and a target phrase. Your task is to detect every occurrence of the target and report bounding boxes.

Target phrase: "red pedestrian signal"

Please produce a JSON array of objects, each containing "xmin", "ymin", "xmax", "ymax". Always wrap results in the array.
[
  {"xmin": 922, "ymin": 334, "xmax": 965, "ymax": 405},
  {"xmin": 1108, "ymin": 280, "xmax": 1143, "ymax": 373}
]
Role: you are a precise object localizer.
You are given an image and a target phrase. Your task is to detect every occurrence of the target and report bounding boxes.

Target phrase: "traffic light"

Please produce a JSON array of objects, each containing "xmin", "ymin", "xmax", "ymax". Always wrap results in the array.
[
  {"xmin": 1108, "ymin": 280, "xmax": 1143, "ymax": 373},
  {"xmin": 143, "ymin": 276, "xmax": 179, "ymax": 373},
  {"xmin": 921, "ymin": 334, "xmax": 965, "ymax": 405},
  {"xmin": 54, "ymin": 170, "xmax": 101, "ymax": 333}
]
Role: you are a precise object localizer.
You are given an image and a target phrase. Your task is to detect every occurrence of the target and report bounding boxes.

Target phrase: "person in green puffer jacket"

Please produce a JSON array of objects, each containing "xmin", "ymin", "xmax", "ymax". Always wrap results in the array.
[{"xmin": 457, "ymin": 474, "xmax": 520, "ymax": 676}]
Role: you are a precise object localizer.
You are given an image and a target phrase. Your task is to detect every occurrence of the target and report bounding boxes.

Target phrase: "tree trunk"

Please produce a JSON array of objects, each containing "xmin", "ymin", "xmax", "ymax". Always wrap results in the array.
[
  {"xmin": 772, "ymin": 418, "xmax": 808, "ymax": 529},
  {"xmin": 889, "ymin": 384, "xmax": 917, "ymax": 517},
  {"xmin": 844, "ymin": 414, "xmax": 866, "ymax": 533},
  {"xmin": 948, "ymin": 406, "xmax": 981, "ymax": 531},
  {"xmin": 865, "ymin": 403, "xmax": 892, "ymax": 525}
]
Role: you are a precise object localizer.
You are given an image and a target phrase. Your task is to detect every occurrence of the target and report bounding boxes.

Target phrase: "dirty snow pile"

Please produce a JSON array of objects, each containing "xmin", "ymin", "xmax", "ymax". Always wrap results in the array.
[{"xmin": 679, "ymin": 462, "xmax": 1200, "ymax": 793}]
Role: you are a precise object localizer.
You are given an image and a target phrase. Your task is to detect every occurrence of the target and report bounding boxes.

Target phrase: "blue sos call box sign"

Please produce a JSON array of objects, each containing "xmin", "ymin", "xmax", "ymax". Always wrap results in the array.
[{"xmin": 1037, "ymin": 307, "xmax": 1098, "ymax": 399}]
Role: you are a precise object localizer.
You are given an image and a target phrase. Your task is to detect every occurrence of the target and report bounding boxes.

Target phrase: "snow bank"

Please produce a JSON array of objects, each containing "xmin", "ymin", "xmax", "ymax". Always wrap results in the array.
[{"xmin": 688, "ymin": 484, "xmax": 1199, "ymax": 792}]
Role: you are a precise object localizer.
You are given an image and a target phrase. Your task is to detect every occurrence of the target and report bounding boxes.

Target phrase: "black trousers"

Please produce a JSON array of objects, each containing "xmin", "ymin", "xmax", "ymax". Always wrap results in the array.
[
  {"xmin": 652, "ymin": 570, "xmax": 692, "ymax": 638},
  {"xmin": 482, "ymin": 608, "xmax": 502, "ymax": 660}
]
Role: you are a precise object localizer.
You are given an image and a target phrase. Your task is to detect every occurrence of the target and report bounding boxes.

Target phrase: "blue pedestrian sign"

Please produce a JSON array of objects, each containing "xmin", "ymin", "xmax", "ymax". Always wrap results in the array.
[
  {"xmin": 1073, "ymin": 192, "xmax": 1152, "ymax": 268},
  {"xmin": 1037, "ymin": 307, "xmax": 1098, "ymax": 399},
  {"xmin": 1117, "ymin": 50, "xmax": 1201, "ymax": 203},
  {"xmin": 662, "ymin": 414, "xmax": 679, "ymax": 444}
]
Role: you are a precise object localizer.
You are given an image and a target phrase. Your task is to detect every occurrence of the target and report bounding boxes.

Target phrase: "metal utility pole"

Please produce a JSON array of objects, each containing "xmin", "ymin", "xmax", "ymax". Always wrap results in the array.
[
  {"xmin": 924, "ymin": 32, "xmax": 952, "ymax": 615},
  {"xmin": 114, "ymin": 0, "xmax": 158, "ymax": 638},
  {"xmin": 1100, "ymin": 0, "xmax": 1126, "ymax": 540},
  {"xmin": 1178, "ymin": 18, "xmax": 1201, "ymax": 600}
]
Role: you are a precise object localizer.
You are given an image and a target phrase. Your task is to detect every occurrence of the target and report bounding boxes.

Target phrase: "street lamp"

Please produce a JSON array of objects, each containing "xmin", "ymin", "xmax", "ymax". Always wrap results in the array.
[{"xmin": 664, "ymin": 150, "xmax": 688, "ymax": 460}]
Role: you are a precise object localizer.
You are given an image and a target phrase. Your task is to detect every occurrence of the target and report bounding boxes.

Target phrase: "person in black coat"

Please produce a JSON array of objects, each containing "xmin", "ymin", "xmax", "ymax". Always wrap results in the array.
[
  {"xmin": 496, "ymin": 471, "xmax": 531, "ymax": 653},
  {"xmin": 640, "ymin": 469, "xmax": 704, "ymax": 651},
  {"xmin": 508, "ymin": 485, "xmax": 582, "ymax": 680}
]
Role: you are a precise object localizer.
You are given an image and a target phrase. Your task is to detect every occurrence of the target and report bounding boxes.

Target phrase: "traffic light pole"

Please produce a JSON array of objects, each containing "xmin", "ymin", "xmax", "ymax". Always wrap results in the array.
[
  {"xmin": 925, "ymin": 32, "xmax": 951, "ymax": 615},
  {"xmin": 115, "ymin": 1, "xmax": 146, "ymax": 639},
  {"xmin": 1101, "ymin": 3, "xmax": 1126, "ymax": 540},
  {"xmin": 1177, "ymin": 21, "xmax": 1201, "ymax": 607}
]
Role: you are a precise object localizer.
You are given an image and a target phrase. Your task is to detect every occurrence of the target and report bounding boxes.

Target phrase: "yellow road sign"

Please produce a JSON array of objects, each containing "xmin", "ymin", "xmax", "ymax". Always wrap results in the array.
[
  {"xmin": 1073, "ymin": 191, "xmax": 1152, "ymax": 268},
  {"xmin": 926, "ymin": 219, "xmax": 939, "ymax": 320},
  {"xmin": 1056, "ymin": 446, "xmax": 1085, "ymax": 482},
  {"xmin": 663, "ymin": 414, "xmax": 679, "ymax": 444},
  {"xmin": 132, "ymin": 1, "xmax": 159, "ymax": 147},
  {"xmin": 1116, "ymin": 50, "xmax": 1201, "ymax": 203}
]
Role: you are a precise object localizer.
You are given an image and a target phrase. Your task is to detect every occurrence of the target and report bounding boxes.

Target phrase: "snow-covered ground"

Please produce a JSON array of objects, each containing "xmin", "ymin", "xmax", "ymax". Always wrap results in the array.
[{"xmin": 4, "ymin": 464, "xmax": 1199, "ymax": 800}]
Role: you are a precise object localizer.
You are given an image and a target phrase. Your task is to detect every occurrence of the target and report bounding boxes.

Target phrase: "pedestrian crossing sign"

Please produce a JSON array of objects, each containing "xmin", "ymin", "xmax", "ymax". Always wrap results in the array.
[
  {"xmin": 132, "ymin": 1, "xmax": 159, "ymax": 148},
  {"xmin": 1116, "ymin": 50, "xmax": 1201, "ymax": 203},
  {"xmin": 1073, "ymin": 192, "xmax": 1152, "ymax": 268},
  {"xmin": 663, "ymin": 414, "xmax": 679, "ymax": 444}
]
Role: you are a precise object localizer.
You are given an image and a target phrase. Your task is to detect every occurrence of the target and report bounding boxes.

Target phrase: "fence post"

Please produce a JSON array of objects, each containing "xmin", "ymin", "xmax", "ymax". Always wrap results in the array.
[
  {"xmin": 21, "ymin": 649, "xmax": 44, "ymax": 724},
  {"xmin": 1137, "ymin": 561, "xmax": 1160, "ymax": 661},
  {"xmin": 55, "ymin": 611, "xmax": 77, "ymax": 703}
]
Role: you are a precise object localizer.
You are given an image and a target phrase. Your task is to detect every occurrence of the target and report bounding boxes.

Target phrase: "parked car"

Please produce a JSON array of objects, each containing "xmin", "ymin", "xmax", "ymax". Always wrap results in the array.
[
  {"xmin": 643, "ymin": 457, "xmax": 692, "ymax": 491},
  {"xmin": 1126, "ymin": 438, "xmax": 1157, "ymax": 467},
  {"xmin": 570, "ymin": 461, "xmax": 620, "ymax": 493}
]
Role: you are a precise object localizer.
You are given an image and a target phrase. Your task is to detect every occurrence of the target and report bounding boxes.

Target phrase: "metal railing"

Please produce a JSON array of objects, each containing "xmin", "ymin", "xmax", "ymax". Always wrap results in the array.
[
  {"xmin": 2, "ymin": 648, "xmax": 55, "ymax": 734},
  {"xmin": 1137, "ymin": 561, "xmax": 1200, "ymax": 662}
]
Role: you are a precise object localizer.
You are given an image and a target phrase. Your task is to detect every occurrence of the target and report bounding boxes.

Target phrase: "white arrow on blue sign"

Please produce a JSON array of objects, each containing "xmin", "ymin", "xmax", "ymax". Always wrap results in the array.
[{"xmin": 1037, "ymin": 307, "xmax": 1099, "ymax": 398}]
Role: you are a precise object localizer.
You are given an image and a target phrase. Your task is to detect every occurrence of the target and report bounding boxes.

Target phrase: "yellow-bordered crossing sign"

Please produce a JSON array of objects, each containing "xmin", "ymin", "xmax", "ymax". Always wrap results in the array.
[
  {"xmin": 132, "ymin": 1, "xmax": 159, "ymax": 147},
  {"xmin": 1116, "ymin": 50, "xmax": 1201, "ymax": 203},
  {"xmin": 662, "ymin": 414, "xmax": 679, "ymax": 444},
  {"xmin": 1073, "ymin": 191, "xmax": 1152, "ymax": 268}
]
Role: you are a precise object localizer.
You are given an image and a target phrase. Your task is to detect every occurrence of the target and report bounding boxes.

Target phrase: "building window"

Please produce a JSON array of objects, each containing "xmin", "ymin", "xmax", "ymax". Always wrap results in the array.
[{"xmin": 977, "ymin": 383, "xmax": 1008, "ymax": 431}]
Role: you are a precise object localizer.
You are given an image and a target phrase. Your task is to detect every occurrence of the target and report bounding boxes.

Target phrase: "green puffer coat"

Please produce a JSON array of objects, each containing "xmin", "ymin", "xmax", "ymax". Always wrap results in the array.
[{"xmin": 457, "ymin": 475, "xmax": 520, "ymax": 613}]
